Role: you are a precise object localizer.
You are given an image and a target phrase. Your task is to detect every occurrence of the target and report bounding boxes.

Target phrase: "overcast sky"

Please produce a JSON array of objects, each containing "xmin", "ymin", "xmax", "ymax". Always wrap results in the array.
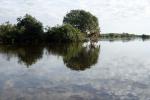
[{"xmin": 0, "ymin": 0, "xmax": 150, "ymax": 34}]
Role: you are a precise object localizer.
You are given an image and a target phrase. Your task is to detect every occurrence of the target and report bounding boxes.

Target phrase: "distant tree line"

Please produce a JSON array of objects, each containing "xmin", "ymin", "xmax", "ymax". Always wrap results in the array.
[
  {"xmin": 0, "ymin": 10, "xmax": 100, "ymax": 44},
  {"xmin": 100, "ymin": 33, "xmax": 150, "ymax": 41}
]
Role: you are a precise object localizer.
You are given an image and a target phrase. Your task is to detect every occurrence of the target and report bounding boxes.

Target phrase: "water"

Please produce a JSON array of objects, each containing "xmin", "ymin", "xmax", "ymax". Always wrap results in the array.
[{"xmin": 0, "ymin": 40, "xmax": 150, "ymax": 100}]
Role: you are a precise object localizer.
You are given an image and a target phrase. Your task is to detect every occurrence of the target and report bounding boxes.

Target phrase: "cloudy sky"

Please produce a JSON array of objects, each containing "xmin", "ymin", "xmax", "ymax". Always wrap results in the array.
[{"xmin": 0, "ymin": 0, "xmax": 150, "ymax": 34}]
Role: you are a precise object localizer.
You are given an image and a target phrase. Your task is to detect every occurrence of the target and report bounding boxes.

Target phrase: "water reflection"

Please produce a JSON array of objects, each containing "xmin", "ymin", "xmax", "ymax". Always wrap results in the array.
[
  {"xmin": 0, "ymin": 45, "xmax": 44, "ymax": 67},
  {"xmin": 0, "ymin": 43, "xmax": 100, "ymax": 71},
  {"xmin": 63, "ymin": 45, "xmax": 100, "ymax": 71},
  {"xmin": 100, "ymin": 37, "xmax": 141, "ymax": 42},
  {"xmin": 0, "ymin": 40, "xmax": 150, "ymax": 99}
]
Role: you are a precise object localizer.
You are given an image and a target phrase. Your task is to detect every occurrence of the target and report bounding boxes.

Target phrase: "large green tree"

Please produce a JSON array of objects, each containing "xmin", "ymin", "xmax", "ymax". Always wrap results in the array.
[
  {"xmin": 63, "ymin": 10, "xmax": 100, "ymax": 35},
  {"xmin": 16, "ymin": 14, "xmax": 43, "ymax": 41}
]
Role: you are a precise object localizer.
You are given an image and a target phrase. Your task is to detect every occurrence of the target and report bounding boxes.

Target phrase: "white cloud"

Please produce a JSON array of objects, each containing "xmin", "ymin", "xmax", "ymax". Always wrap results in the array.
[{"xmin": 0, "ymin": 0, "xmax": 150, "ymax": 34}]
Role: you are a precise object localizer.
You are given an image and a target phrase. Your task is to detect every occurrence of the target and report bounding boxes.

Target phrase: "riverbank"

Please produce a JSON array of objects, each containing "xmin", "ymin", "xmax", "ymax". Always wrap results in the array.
[{"xmin": 100, "ymin": 33, "xmax": 150, "ymax": 41}]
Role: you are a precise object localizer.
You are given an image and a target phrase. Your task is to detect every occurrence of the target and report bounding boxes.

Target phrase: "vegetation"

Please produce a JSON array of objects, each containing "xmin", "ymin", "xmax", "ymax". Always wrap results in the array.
[
  {"xmin": 63, "ymin": 10, "xmax": 100, "ymax": 35},
  {"xmin": 0, "ymin": 22, "xmax": 18, "ymax": 43},
  {"xmin": 100, "ymin": 33, "xmax": 150, "ymax": 41},
  {"xmin": 0, "ymin": 10, "xmax": 101, "ymax": 44},
  {"xmin": 0, "ymin": 14, "xmax": 44, "ymax": 43},
  {"xmin": 141, "ymin": 34, "xmax": 150, "ymax": 41},
  {"xmin": 16, "ymin": 14, "xmax": 44, "ymax": 42},
  {"xmin": 100, "ymin": 33, "xmax": 136, "ymax": 38},
  {"xmin": 45, "ymin": 24, "xmax": 85, "ymax": 42},
  {"xmin": 0, "ymin": 10, "xmax": 149, "ymax": 44}
]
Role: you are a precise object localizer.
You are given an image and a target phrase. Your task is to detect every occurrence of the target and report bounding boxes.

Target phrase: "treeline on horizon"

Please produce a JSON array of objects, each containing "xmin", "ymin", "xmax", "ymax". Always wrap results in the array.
[
  {"xmin": 0, "ymin": 10, "xmax": 100, "ymax": 44},
  {"xmin": 0, "ymin": 9, "xmax": 149, "ymax": 44},
  {"xmin": 100, "ymin": 33, "xmax": 150, "ymax": 39}
]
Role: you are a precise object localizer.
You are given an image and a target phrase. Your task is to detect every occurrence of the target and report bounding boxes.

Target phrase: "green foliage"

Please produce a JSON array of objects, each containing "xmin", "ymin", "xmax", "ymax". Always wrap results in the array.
[
  {"xmin": 0, "ymin": 14, "xmax": 44, "ymax": 43},
  {"xmin": 100, "ymin": 33, "xmax": 136, "ymax": 38},
  {"xmin": 0, "ymin": 22, "xmax": 18, "ymax": 43},
  {"xmin": 16, "ymin": 14, "xmax": 43, "ymax": 41},
  {"xmin": 100, "ymin": 33, "xmax": 143, "ymax": 42},
  {"xmin": 17, "ymin": 14, "xmax": 43, "ymax": 35},
  {"xmin": 46, "ymin": 24, "xmax": 85, "ymax": 42},
  {"xmin": 0, "ymin": 10, "xmax": 101, "ymax": 44},
  {"xmin": 63, "ymin": 10, "xmax": 100, "ymax": 35}
]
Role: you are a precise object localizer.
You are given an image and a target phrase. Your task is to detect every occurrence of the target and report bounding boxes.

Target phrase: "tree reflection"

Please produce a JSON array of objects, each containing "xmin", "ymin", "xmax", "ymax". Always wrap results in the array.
[
  {"xmin": 0, "ymin": 43, "xmax": 100, "ymax": 70},
  {"xmin": 63, "ymin": 44, "xmax": 100, "ymax": 71},
  {"xmin": 46, "ymin": 43, "xmax": 83, "ymax": 59},
  {"xmin": 47, "ymin": 43, "xmax": 100, "ymax": 71},
  {"xmin": 0, "ymin": 45, "xmax": 44, "ymax": 67}
]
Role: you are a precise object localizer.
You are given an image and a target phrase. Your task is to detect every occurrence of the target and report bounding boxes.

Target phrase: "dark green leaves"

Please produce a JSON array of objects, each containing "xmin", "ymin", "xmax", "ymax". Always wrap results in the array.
[
  {"xmin": 46, "ymin": 24, "xmax": 85, "ymax": 42},
  {"xmin": 63, "ymin": 10, "xmax": 100, "ymax": 35}
]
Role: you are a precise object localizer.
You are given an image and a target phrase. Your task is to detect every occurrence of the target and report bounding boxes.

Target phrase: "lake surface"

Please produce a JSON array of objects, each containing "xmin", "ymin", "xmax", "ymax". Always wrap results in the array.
[{"xmin": 0, "ymin": 40, "xmax": 150, "ymax": 100}]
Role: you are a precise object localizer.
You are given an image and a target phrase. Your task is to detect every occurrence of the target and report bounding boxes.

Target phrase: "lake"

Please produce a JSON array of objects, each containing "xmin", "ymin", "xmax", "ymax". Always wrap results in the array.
[{"xmin": 0, "ymin": 40, "xmax": 150, "ymax": 100}]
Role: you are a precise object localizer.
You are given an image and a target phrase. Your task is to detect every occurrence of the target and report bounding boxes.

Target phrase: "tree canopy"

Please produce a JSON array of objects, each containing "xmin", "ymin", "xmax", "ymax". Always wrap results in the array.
[
  {"xmin": 0, "ymin": 14, "xmax": 44, "ymax": 43},
  {"xmin": 16, "ymin": 14, "xmax": 43, "ymax": 42},
  {"xmin": 46, "ymin": 24, "xmax": 85, "ymax": 42},
  {"xmin": 0, "ymin": 10, "xmax": 101, "ymax": 44},
  {"xmin": 63, "ymin": 10, "xmax": 100, "ymax": 35},
  {"xmin": 0, "ymin": 22, "xmax": 18, "ymax": 43},
  {"xmin": 17, "ymin": 14, "xmax": 43, "ymax": 35}
]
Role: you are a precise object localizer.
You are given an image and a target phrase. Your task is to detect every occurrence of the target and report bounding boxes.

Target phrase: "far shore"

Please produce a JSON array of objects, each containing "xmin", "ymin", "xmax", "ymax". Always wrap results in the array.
[{"xmin": 99, "ymin": 33, "xmax": 150, "ymax": 41}]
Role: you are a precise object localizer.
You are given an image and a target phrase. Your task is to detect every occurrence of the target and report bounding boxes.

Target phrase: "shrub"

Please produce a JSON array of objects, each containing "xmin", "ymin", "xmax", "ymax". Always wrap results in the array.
[
  {"xmin": 0, "ymin": 22, "xmax": 18, "ymax": 43},
  {"xmin": 46, "ymin": 24, "xmax": 85, "ymax": 42},
  {"xmin": 16, "ymin": 14, "xmax": 43, "ymax": 42}
]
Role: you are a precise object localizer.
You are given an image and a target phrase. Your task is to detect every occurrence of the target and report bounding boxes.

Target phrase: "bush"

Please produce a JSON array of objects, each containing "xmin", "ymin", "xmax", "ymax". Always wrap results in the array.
[
  {"xmin": 0, "ymin": 22, "xmax": 18, "ymax": 43},
  {"xmin": 16, "ymin": 14, "xmax": 43, "ymax": 42},
  {"xmin": 0, "ymin": 11, "xmax": 100, "ymax": 44},
  {"xmin": 0, "ymin": 14, "xmax": 44, "ymax": 43},
  {"xmin": 46, "ymin": 24, "xmax": 85, "ymax": 42}
]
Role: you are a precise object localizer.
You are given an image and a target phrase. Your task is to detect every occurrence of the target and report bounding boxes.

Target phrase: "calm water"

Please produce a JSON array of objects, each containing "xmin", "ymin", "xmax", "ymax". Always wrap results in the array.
[{"xmin": 0, "ymin": 40, "xmax": 150, "ymax": 100}]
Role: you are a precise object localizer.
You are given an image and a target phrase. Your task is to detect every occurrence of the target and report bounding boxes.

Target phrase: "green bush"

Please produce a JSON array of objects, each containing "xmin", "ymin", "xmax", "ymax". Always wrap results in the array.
[
  {"xmin": 0, "ymin": 10, "xmax": 100, "ymax": 44},
  {"xmin": 16, "ymin": 14, "xmax": 43, "ymax": 42},
  {"xmin": 0, "ymin": 14, "xmax": 44, "ymax": 43},
  {"xmin": 0, "ymin": 22, "xmax": 18, "ymax": 43},
  {"xmin": 46, "ymin": 24, "xmax": 85, "ymax": 42}
]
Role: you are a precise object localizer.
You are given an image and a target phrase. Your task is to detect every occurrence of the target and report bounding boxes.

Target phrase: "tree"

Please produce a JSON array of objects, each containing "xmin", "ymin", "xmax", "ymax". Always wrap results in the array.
[
  {"xmin": 63, "ymin": 10, "xmax": 100, "ymax": 35},
  {"xmin": 16, "ymin": 14, "xmax": 43, "ymax": 41},
  {"xmin": 46, "ymin": 24, "xmax": 85, "ymax": 42},
  {"xmin": 0, "ymin": 22, "xmax": 18, "ymax": 43}
]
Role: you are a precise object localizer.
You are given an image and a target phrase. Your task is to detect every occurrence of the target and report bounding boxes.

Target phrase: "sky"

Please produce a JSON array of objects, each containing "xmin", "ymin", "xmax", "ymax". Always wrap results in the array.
[{"xmin": 0, "ymin": 0, "xmax": 150, "ymax": 34}]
